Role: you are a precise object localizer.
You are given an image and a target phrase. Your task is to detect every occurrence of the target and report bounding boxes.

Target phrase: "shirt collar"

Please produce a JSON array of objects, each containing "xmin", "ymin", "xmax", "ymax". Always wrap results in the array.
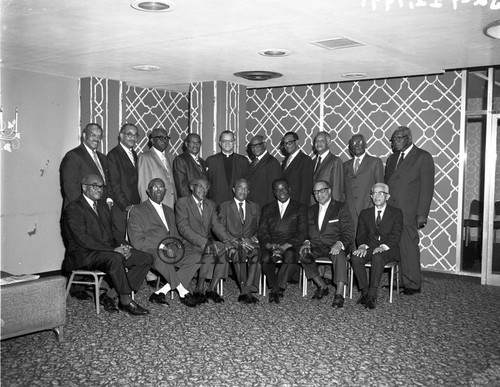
[
  {"xmin": 319, "ymin": 198, "xmax": 331, "ymax": 210},
  {"xmin": 120, "ymin": 142, "xmax": 133, "ymax": 153},
  {"xmin": 149, "ymin": 198, "xmax": 163, "ymax": 209},
  {"xmin": 401, "ymin": 144, "xmax": 414, "ymax": 156},
  {"xmin": 256, "ymin": 150, "xmax": 268, "ymax": 161},
  {"xmin": 355, "ymin": 152, "xmax": 366, "ymax": 163},
  {"xmin": 83, "ymin": 194, "xmax": 95, "ymax": 208},
  {"xmin": 152, "ymin": 147, "xmax": 164, "ymax": 158}
]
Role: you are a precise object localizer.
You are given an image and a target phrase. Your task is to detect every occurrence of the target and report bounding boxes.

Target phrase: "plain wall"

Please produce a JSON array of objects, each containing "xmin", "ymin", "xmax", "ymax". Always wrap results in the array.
[{"xmin": 1, "ymin": 68, "xmax": 79, "ymax": 274}]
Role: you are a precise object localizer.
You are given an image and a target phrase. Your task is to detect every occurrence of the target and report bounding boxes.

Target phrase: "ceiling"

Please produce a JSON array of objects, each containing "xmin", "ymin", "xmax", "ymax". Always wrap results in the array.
[{"xmin": 2, "ymin": 0, "xmax": 500, "ymax": 93}]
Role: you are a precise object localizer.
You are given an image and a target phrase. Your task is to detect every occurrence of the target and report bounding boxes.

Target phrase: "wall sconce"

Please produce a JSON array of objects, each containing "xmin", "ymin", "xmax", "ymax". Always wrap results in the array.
[{"xmin": 0, "ymin": 107, "xmax": 20, "ymax": 152}]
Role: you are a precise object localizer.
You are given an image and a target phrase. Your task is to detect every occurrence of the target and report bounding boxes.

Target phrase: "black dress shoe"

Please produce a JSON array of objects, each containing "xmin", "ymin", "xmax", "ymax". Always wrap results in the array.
[
  {"xmin": 71, "ymin": 290, "xmax": 93, "ymax": 300},
  {"xmin": 149, "ymin": 292, "xmax": 169, "ymax": 305},
  {"xmin": 402, "ymin": 288, "xmax": 421, "ymax": 295},
  {"xmin": 332, "ymin": 294, "xmax": 344, "ymax": 309},
  {"xmin": 269, "ymin": 292, "xmax": 280, "ymax": 304},
  {"xmin": 99, "ymin": 294, "xmax": 119, "ymax": 314},
  {"xmin": 357, "ymin": 293, "xmax": 368, "ymax": 305},
  {"xmin": 180, "ymin": 293, "xmax": 198, "ymax": 307},
  {"xmin": 312, "ymin": 287, "xmax": 329, "ymax": 300},
  {"xmin": 206, "ymin": 290, "xmax": 224, "ymax": 303},
  {"xmin": 193, "ymin": 291, "xmax": 208, "ymax": 304},
  {"xmin": 238, "ymin": 294, "xmax": 251, "ymax": 303},
  {"xmin": 248, "ymin": 294, "xmax": 259, "ymax": 304},
  {"xmin": 323, "ymin": 278, "xmax": 333, "ymax": 286},
  {"xmin": 278, "ymin": 290, "xmax": 284, "ymax": 298},
  {"xmin": 366, "ymin": 298, "xmax": 376, "ymax": 309},
  {"xmin": 120, "ymin": 300, "xmax": 150, "ymax": 316}
]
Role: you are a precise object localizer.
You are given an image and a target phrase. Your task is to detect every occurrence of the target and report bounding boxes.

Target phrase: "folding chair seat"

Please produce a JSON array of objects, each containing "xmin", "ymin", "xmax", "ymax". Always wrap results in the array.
[
  {"xmin": 65, "ymin": 270, "xmax": 106, "ymax": 314},
  {"xmin": 349, "ymin": 261, "xmax": 399, "ymax": 303},
  {"xmin": 300, "ymin": 257, "xmax": 349, "ymax": 298}
]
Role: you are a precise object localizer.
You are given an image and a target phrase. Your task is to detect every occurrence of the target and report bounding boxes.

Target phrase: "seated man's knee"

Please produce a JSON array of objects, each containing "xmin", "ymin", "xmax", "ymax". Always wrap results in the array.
[{"xmin": 283, "ymin": 249, "xmax": 298, "ymax": 264}]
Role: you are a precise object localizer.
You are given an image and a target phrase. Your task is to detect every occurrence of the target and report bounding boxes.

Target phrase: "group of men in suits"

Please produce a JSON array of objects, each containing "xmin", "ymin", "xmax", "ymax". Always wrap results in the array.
[{"xmin": 59, "ymin": 121, "xmax": 434, "ymax": 313}]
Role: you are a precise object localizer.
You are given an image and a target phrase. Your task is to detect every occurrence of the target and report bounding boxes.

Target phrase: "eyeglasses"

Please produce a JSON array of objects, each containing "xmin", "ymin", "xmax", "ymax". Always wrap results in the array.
[
  {"xmin": 220, "ymin": 140, "xmax": 234, "ymax": 144},
  {"xmin": 123, "ymin": 132, "xmax": 139, "ymax": 138},
  {"xmin": 193, "ymin": 184, "xmax": 209, "ymax": 190},
  {"xmin": 284, "ymin": 139, "xmax": 296, "ymax": 146},
  {"xmin": 151, "ymin": 186, "xmax": 166, "ymax": 192},
  {"xmin": 152, "ymin": 136, "xmax": 170, "ymax": 141},
  {"xmin": 250, "ymin": 142, "xmax": 264, "ymax": 148},
  {"xmin": 350, "ymin": 140, "xmax": 364, "ymax": 146},
  {"xmin": 188, "ymin": 140, "xmax": 201, "ymax": 145},
  {"xmin": 313, "ymin": 187, "xmax": 330, "ymax": 195},
  {"xmin": 84, "ymin": 183, "xmax": 105, "ymax": 190},
  {"xmin": 371, "ymin": 191, "xmax": 388, "ymax": 197},
  {"xmin": 391, "ymin": 135, "xmax": 408, "ymax": 142}
]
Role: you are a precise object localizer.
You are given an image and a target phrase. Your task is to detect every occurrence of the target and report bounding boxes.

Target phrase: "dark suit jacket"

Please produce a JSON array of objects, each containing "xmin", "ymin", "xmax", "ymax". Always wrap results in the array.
[
  {"xmin": 128, "ymin": 199, "xmax": 180, "ymax": 257},
  {"xmin": 356, "ymin": 205, "xmax": 403, "ymax": 254},
  {"xmin": 385, "ymin": 145, "xmax": 435, "ymax": 225},
  {"xmin": 258, "ymin": 199, "xmax": 308, "ymax": 248},
  {"xmin": 138, "ymin": 148, "xmax": 176, "ymax": 209},
  {"xmin": 173, "ymin": 152, "xmax": 208, "ymax": 198},
  {"xmin": 282, "ymin": 150, "xmax": 314, "ymax": 206},
  {"xmin": 206, "ymin": 153, "xmax": 249, "ymax": 206},
  {"xmin": 63, "ymin": 195, "xmax": 125, "ymax": 271},
  {"xmin": 218, "ymin": 199, "xmax": 260, "ymax": 240},
  {"xmin": 106, "ymin": 144, "xmax": 140, "ymax": 212},
  {"xmin": 247, "ymin": 152, "xmax": 282, "ymax": 208},
  {"xmin": 307, "ymin": 200, "xmax": 354, "ymax": 254},
  {"xmin": 60, "ymin": 144, "xmax": 109, "ymax": 208},
  {"xmin": 343, "ymin": 153, "xmax": 384, "ymax": 228},
  {"xmin": 175, "ymin": 196, "xmax": 230, "ymax": 251},
  {"xmin": 312, "ymin": 152, "xmax": 344, "ymax": 203}
]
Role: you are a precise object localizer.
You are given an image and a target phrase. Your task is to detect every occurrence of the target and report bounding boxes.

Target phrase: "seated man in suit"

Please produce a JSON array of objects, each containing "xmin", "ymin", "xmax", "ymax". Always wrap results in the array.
[
  {"xmin": 127, "ymin": 178, "xmax": 198, "ymax": 308},
  {"xmin": 300, "ymin": 180, "xmax": 354, "ymax": 309},
  {"xmin": 258, "ymin": 178, "xmax": 308, "ymax": 303},
  {"xmin": 63, "ymin": 174, "xmax": 152, "ymax": 316},
  {"xmin": 350, "ymin": 183, "xmax": 403, "ymax": 309},
  {"xmin": 218, "ymin": 178, "xmax": 261, "ymax": 304},
  {"xmin": 175, "ymin": 177, "xmax": 234, "ymax": 304}
]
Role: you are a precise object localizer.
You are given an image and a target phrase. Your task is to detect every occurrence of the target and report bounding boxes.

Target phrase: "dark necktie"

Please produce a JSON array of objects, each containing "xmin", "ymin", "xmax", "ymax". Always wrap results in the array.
[
  {"xmin": 314, "ymin": 156, "xmax": 321, "ymax": 173},
  {"xmin": 376, "ymin": 210, "xmax": 382, "ymax": 227},
  {"xmin": 354, "ymin": 158, "xmax": 360, "ymax": 175},
  {"xmin": 396, "ymin": 151, "xmax": 405, "ymax": 170},
  {"xmin": 197, "ymin": 201, "xmax": 203, "ymax": 217},
  {"xmin": 239, "ymin": 202, "xmax": 245, "ymax": 224},
  {"xmin": 93, "ymin": 150, "xmax": 106, "ymax": 182},
  {"xmin": 249, "ymin": 157, "xmax": 259, "ymax": 173},
  {"xmin": 93, "ymin": 201, "xmax": 99, "ymax": 216}
]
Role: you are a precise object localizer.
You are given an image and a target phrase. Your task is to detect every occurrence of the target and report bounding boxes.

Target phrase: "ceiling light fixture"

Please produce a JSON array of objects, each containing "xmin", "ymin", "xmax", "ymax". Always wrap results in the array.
[
  {"xmin": 130, "ymin": 1, "xmax": 175, "ymax": 12},
  {"xmin": 258, "ymin": 49, "xmax": 291, "ymax": 57},
  {"xmin": 484, "ymin": 20, "xmax": 500, "ymax": 39},
  {"xmin": 234, "ymin": 71, "xmax": 283, "ymax": 81},
  {"xmin": 341, "ymin": 72, "xmax": 367, "ymax": 79},
  {"xmin": 132, "ymin": 64, "xmax": 160, "ymax": 71}
]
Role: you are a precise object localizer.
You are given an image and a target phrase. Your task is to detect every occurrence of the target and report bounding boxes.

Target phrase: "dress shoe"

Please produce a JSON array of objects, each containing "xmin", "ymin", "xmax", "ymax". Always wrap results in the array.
[
  {"xmin": 269, "ymin": 292, "xmax": 280, "ymax": 304},
  {"xmin": 357, "ymin": 293, "xmax": 368, "ymax": 305},
  {"xmin": 71, "ymin": 290, "xmax": 93, "ymax": 300},
  {"xmin": 402, "ymin": 288, "xmax": 421, "ymax": 295},
  {"xmin": 180, "ymin": 293, "xmax": 198, "ymax": 307},
  {"xmin": 120, "ymin": 300, "xmax": 150, "ymax": 316},
  {"xmin": 331, "ymin": 294, "xmax": 344, "ymax": 309},
  {"xmin": 238, "ymin": 294, "xmax": 251, "ymax": 304},
  {"xmin": 149, "ymin": 292, "xmax": 169, "ymax": 305},
  {"xmin": 206, "ymin": 290, "xmax": 224, "ymax": 303},
  {"xmin": 366, "ymin": 297, "xmax": 376, "ymax": 309},
  {"xmin": 248, "ymin": 294, "xmax": 259, "ymax": 304},
  {"xmin": 278, "ymin": 290, "xmax": 284, "ymax": 298},
  {"xmin": 193, "ymin": 291, "xmax": 208, "ymax": 304},
  {"xmin": 312, "ymin": 287, "xmax": 329, "ymax": 300},
  {"xmin": 323, "ymin": 277, "xmax": 333, "ymax": 286},
  {"xmin": 99, "ymin": 294, "xmax": 119, "ymax": 314}
]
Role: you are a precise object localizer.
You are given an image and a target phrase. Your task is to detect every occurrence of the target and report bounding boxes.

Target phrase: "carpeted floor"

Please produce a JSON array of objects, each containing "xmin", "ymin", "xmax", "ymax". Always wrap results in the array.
[{"xmin": 2, "ymin": 271, "xmax": 500, "ymax": 386}]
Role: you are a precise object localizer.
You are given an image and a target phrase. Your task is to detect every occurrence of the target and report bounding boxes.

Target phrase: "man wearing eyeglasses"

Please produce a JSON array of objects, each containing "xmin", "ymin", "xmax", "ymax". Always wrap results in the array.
[
  {"xmin": 138, "ymin": 128, "xmax": 177, "ymax": 210},
  {"xmin": 385, "ymin": 126, "xmax": 435, "ymax": 295},
  {"xmin": 107, "ymin": 123, "xmax": 141, "ymax": 241},
  {"xmin": 350, "ymin": 183, "xmax": 403, "ymax": 309},
  {"xmin": 205, "ymin": 131, "xmax": 249, "ymax": 206},
  {"xmin": 299, "ymin": 180, "xmax": 354, "ymax": 308},
  {"xmin": 63, "ymin": 174, "xmax": 153, "ymax": 316},
  {"xmin": 246, "ymin": 135, "xmax": 282, "ymax": 208},
  {"xmin": 173, "ymin": 133, "xmax": 208, "ymax": 198}
]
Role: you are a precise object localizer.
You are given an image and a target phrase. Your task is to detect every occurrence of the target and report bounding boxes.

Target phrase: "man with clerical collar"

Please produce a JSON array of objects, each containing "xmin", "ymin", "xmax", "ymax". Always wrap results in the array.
[
  {"xmin": 173, "ymin": 133, "xmax": 208, "ymax": 198},
  {"xmin": 350, "ymin": 183, "xmax": 403, "ymax": 309}
]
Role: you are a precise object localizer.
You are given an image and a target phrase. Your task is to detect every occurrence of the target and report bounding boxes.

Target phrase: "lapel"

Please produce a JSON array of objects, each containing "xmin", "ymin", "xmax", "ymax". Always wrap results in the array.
[
  {"xmin": 284, "ymin": 150, "xmax": 302, "ymax": 171},
  {"xmin": 145, "ymin": 200, "xmax": 169, "ymax": 232},
  {"xmin": 321, "ymin": 201, "xmax": 337, "ymax": 231},
  {"xmin": 188, "ymin": 195, "xmax": 204, "ymax": 222},
  {"xmin": 117, "ymin": 144, "xmax": 135, "ymax": 169}
]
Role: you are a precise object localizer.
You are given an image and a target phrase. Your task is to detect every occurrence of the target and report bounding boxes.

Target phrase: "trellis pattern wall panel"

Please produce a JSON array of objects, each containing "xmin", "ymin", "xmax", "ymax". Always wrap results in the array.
[{"xmin": 246, "ymin": 71, "xmax": 462, "ymax": 272}]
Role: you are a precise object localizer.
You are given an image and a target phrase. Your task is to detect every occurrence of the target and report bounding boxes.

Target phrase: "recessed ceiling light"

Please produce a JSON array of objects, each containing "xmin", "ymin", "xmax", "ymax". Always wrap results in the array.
[
  {"xmin": 484, "ymin": 20, "xmax": 500, "ymax": 39},
  {"xmin": 341, "ymin": 72, "xmax": 367, "ymax": 79},
  {"xmin": 234, "ymin": 71, "xmax": 283, "ymax": 81},
  {"xmin": 259, "ymin": 49, "xmax": 291, "ymax": 57},
  {"xmin": 130, "ymin": 1, "xmax": 175, "ymax": 12},
  {"xmin": 132, "ymin": 64, "xmax": 160, "ymax": 71}
]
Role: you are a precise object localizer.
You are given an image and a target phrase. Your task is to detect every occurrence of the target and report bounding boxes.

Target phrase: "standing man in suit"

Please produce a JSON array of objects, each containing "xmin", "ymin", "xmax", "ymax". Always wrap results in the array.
[
  {"xmin": 218, "ymin": 178, "xmax": 261, "ymax": 304},
  {"xmin": 258, "ymin": 178, "xmax": 308, "ymax": 303},
  {"xmin": 137, "ymin": 128, "xmax": 176, "ymax": 209},
  {"xmin": 282, "ymin": 132, "xmax": 314, "ymax": 206},
  {"xmin": 246, "ymin": 135, "xmax": 282, "ymax": 208},
  {"xmin": 60, "ymin": 123, "xmax": 110, "ymax": 209},
  {"xmin": 351, "ymin": 183, "xmax": 403, "ymax": 309},
  {"xmin": 385, "ymin": 126, "xmax": 435, "ymax": 295},
  {"xmin": 63, "ymin": 174, "xmax": 152, "ymax": 316},
  {"xmin": 175, "ymin": 177, "xmax": 233, "ymax": 304},
  {"xmin": 343, "ymin": 134, "xmax": 384, "ymax": 232},
  {"xmin": 107, "ymin": 123, "xmax": 141, "ymax": 241},
  {"xmin": 299, "ymin": 180, "xmax": 354, "ymax": 308},
  {"xmin": 173, "ymin": 133, "xmax": 208, "ymax": 198},
  {"xmin": 206, "ymin": 131, "xmax": 249, "ymax": 207},
  {"xmin": 128, "ymin": 178, "xmax": 198, "ymax": 307}
]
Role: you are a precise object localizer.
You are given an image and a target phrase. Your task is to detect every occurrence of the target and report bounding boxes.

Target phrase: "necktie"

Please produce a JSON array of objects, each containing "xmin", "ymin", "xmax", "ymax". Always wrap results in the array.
[
  {"xmin": 93, "ymin": 150, "xmax": 106, "ymax": 182},
  {"xmin": 279, "ymin": 203, "xmax": 285, "ymax": 218},
  {"xmin": 354, "ymin": 158, "xmax": 360, "ymax": 175},
  {"xmin": 396, "ymin": 151, "xmax": 405, "ymax": 170},
  {"xmin": 249, "ymin": 157, "xmax": 259, "ymax": 173},
  {"xmin": 314, "ymin": 156, "xmax": 321, "ymax": 173},
  {"xmin": 239, "ymin": 202, "xmax": 245, "ymax": 224},
  {"xmin": 93, "ymin": 201, "xmax": 99, "ymax": 215},
  {"xmin": 197, "ymin": 201, "xmax": 203, "ymax": 217},
  {"xmin": 128, "ymin": 148, "xmax": 135, "ymax": 166},
  {"xmin": 376, "ymin": 210, "xmax": 382, "ymax": 227},
  {"xmin": 160, "ymin": 152, "xmax": 169, "ymax": 172}
]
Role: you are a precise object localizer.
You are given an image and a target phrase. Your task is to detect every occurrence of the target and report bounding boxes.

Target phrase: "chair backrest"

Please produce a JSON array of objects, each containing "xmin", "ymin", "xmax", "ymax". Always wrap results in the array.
[
  {"xmin": 469, "ymin": 200, "xmax": 483, "ymax": 218},
  {"xmin": 495, "ymin": 201, "xmax": 500, "ymax": 216}
]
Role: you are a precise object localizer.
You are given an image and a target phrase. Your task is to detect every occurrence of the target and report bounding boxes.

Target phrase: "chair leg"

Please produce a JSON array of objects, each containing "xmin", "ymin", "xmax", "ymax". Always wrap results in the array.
[
  {"xmin": 91, "ymin": 273, "xmax": 101, "ymax": 314},
  {"xmin": 389, "ymin": 266, "xmax": 394, "ymax": 303},
  {"xmin": 262, "ymin": 273, "xmax": 267, "ymax": 296},
  {"xmin": 302, "ymin": 267, "xmax": 307, "ymax": 297},
  {"xmin": 217, "ymin": 279, "xmax": 223, "ymax": 296},
  {"xmin": 65, "ymin": 272, "xmax": 76, "ymax": 297},
  {"xmin": 349, "ymin": 265, "xmax": 354, "ymax": 299}
]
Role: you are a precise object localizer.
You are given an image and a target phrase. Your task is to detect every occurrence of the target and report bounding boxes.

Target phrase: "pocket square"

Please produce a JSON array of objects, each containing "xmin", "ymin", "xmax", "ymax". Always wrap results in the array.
[{"xmin": 328, "ymin": 219, "xmax": 339, "ymax": 223}]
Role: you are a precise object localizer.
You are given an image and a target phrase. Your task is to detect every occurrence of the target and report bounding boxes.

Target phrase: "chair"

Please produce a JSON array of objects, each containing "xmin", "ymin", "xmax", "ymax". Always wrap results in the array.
[
  {"xmin": 65, "ymin": 270, "xmax": 106, "ymax": 314},
  {"xmin": 464, "ymin": 200, "xmax": 483, "ymax": 246},
  {"xmin": 300, "ymin": 257, "xmax": 349, "ymax": 298},
  {"xmin": 348, "ymin": 261, "xmax": 399, "ymax": 303},
  {"xmin": 493, "ymin": 201, "xmax": 500, "ymax": 231}
]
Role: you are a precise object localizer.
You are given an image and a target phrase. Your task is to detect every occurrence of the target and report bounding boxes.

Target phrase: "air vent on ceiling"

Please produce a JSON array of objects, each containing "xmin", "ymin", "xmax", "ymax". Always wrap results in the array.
[
  {"xmin": 234, "ymin": 71, "xmax": 282, "ymax": 81},
  {"xmin": 310, "ymin": 37, "xmax": 364, "ymax": 50}
]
